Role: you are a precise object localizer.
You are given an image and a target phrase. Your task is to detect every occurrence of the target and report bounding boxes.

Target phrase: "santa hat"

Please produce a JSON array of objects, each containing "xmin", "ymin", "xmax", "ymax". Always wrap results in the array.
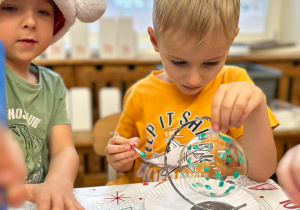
[{"xmin": 0, "ymin": 0, "xmax": 107, "ymax": 44}]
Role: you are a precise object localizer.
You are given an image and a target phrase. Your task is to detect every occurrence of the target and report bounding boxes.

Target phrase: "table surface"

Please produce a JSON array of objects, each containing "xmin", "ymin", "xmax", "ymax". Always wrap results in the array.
[{"xmin": 10, "ymin": 178, "xmax": 300, "ymax": 210}]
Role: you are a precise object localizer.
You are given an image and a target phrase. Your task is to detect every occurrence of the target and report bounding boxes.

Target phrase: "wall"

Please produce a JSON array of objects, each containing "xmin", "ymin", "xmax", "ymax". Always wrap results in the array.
[
  {"xmin": 235, "ymin": 0, "xmax": 282, "ymax": 43},
  {"xmin": 279, "ymin": 0, "xmax": 300, "ymax": 45}
]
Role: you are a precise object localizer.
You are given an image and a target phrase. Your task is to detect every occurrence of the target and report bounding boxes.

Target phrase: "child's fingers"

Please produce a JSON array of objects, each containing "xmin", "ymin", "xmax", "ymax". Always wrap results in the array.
[
  {"xmin": 107, "ymin": 149, "xmax": 136, "ymax": 163},
  {"xmin": 211, "ymin": 86, "xmax": 226, "ymax": 131},
  {"xmin": 108, "ymin": 136, "xmax": 130, "ymax": 146},
  {"xmin": 0, "ymin": 166, "xmax": 12, "ymax": 185},
  {"xmin": 235, "ymin": 96, "xmax": 257, "ymax": 127},
  {"xmin": 229, "ymin": 94, "xmax": 249, "ymax": 127},
  {"xmin": 218, "ymin": 91, "xmax": 238, "ymax": 132},
  {"xmin": 50, "ymin": 194, "xmax": 64, "ymax": 210},
  {"xmin": 35, "ymin": 194, "xmax": 51, "ymax": 210},
  {"xmin": 0, "ymin": 127, "xmax": 27, "ymax": 188},
  {"xmin": 291, "ymin": 146, "xmax": 300, "ymax": 187},
  {"xmin": 71, "ymin": 196, "xmax": 85, "ymax": 210},
  {"xmin": 277, "ymin": 148, "xmax": 300, "ymax": 204},
  {"xmin": 0, "ymin": 166, "xmax": 26, "ymax": 187},
  {"xmin": 110, "ymin": 155, "xmax": 138, "ymax": 169},
  {"xmin": 6, "ymin": 182, "xmax": 26, "ymax": 208},
  {"xmin": 109, "ymin": 136, "xmax": 140, "ymax": 147},
  {"xmin": 291, "ymin": 159, "xmax": 300, "ymax": 205},
  {"xmin": 105, "ymin": 135, "xmax": 140, "ymax": 172},
  {"xmin": 280, "ymin": 171, "xmax": 300, "ymax": 205},
  {"xmin": 128, "ymin": 137, "xmax": 140, "ymax": 148},
  {"xmin": 233, "ymin": 84, "xmax": 264, "ymax": 127},
  {"xmin": 105, "ymin": 144, "xmax": 132, "ymax": 155}
]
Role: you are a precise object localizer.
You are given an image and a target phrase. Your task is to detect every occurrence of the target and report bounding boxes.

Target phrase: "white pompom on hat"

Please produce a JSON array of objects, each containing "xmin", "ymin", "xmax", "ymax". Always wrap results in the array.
[
  {"xmin": 0, "ymin": 0, "xmax": 107, "ymax": 44},
  {"xmin": 52, "ymin": 0, "xmax": 106, "ymax": 44},
  {"xmin": 74, "ymin": 0, "xmax": 106, "ymax": 23}
]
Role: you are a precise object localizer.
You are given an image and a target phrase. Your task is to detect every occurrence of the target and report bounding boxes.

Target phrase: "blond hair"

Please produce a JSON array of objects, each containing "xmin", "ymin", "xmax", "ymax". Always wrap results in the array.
[{"xmin": 152, "ymin": 0, "xmax": 240, "ymax": 44}]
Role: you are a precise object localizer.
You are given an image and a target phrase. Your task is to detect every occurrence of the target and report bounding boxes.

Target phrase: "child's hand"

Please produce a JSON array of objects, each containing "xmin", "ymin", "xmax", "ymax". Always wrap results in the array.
[
  {"xmin": 0, "ymin": 126, "xmax": 27, "ymax": 208},
  {"xmin": 24, "ymin": 124, "xmax": 83, "ymax": 209},
  {"xmin": 105, "ymin": 136, "xmax": 140, "ymax": 172},
  {"xmin": 25, "ymin": 178, "xmax": 84, "ymax": 210},
  {"xmin": 277, "ymin": 145, "xmax": 300, "ymax": 205},
  {"xmin": 211, "ymin": 82, "xmax": 266, "ymax": 132}
]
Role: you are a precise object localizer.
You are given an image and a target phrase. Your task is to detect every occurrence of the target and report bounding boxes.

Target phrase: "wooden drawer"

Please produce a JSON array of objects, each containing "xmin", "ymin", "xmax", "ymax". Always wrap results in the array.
[
  {"xmin": 52, "ymin": 66, "xmax": 75, "ymax": 89},
  {"xmin": 273, "ymin": 129, "xmax": 300, "ymax": 163}
]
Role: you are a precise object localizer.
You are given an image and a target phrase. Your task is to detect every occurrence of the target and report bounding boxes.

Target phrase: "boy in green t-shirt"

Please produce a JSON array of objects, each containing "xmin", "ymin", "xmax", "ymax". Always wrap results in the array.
[{"xmin": 0, "ymin": 0, "xmax": 106, "ymax": 208}]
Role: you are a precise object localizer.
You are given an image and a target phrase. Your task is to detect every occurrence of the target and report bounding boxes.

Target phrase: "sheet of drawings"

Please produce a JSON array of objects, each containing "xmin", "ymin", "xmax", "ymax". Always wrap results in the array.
[
  {"xmin": 73, "ymin": 183, "xmax": 151, "ymax": 209},
  {"xmin": 9, "ymin": 178, "xmax": 298, "ymax": 210},
  {"xmin": 9, "ymin": 182, "xmax": 157, "ymax": 210}
]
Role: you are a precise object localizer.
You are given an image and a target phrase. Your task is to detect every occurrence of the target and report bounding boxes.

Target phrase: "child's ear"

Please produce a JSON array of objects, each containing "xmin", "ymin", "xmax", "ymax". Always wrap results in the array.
[{"xmin": 148, "ymin": 27, "xmax": 159, "ymax": 52}]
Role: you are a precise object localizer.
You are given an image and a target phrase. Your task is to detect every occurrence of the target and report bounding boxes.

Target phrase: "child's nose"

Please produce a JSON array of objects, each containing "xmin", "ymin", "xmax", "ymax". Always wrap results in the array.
[
  {"xmin": 21, "ymin": 12, "xmax": 37, "ymax": 31},
  {"xmin": 186, "ymin": 68, "xmax": 201, "ymax": 86}
]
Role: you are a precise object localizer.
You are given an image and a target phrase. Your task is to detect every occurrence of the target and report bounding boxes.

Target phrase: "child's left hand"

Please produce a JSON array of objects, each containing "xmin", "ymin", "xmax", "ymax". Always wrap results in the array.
[
  {"xmin": 25, "ymin": 179, "xmax": 84, "ymax": 210},
  {"xmin": 277, "ymin": 144, "xmax": 300, "ymax": 205},
  {"xmin": 0, "ymin": 126, "xmax": 27, "ymax": 208},
  {"xmin": 211, "ymin": 81, "xmax": 266, "ymax": 132}
]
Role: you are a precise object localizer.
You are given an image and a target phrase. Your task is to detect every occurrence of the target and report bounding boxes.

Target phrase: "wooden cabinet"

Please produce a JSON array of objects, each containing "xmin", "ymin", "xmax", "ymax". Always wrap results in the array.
[
  {"xmin": 257, "ymin": 61, "xmax": 300, "ymax": 106},
  {"xmin": 273, "ymin": 130, "xmax": 300, "ymax": 163},
  {"xmin": 227, "ymin": 54, "xmax": 300, "ymax": 106},
  {"xmin": 35, "ymin": 59, "xmax": 156, "ymax": 123},
  {"xmin": 34, "ymin": 56, "xmax": 300, "ymax": 107}
]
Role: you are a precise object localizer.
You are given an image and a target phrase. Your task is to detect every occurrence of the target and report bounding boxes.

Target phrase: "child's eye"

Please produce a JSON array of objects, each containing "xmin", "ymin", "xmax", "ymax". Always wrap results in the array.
[
  {"xmin": 2, "ymin": 6, "xmax": 18, "ymax": 11},
  {"xmin": 39, "ymin": 10, "xmax": 50, "ymax": 15},
  {"xmin": 171, "ymin": 60, "xmax": 186, "ymax": 66},
  {"xmin": 203, "ymin": 61, "xmax": 219, "ymax": 66}
]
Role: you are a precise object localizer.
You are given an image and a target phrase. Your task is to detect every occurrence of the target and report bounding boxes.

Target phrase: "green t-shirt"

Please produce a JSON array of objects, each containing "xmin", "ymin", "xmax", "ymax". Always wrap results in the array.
[{"xmin": 6, "ymin": 63, "xmax": 70, "ymax": 183}]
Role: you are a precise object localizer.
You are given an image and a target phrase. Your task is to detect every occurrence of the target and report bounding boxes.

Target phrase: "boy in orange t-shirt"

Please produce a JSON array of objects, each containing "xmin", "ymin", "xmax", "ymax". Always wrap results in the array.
[{"xmin": 105, "ymin": 0, "xmax": 278, "ymax": 185}]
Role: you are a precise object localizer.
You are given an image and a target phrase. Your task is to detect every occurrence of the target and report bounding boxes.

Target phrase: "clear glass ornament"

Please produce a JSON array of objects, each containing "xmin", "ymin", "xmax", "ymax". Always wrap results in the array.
[
  {"xmin": 179, "ymin": 127, "xmax": 248, "ymax": 197},
  {"xmin": 164, "ymin": 116, "xmax": 248, "ymax": 209}
]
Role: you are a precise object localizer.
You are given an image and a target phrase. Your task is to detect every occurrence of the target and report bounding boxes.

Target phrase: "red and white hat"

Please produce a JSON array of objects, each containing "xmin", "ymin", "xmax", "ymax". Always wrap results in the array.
[{"xmin": 0, "ymin": 0, "xmax": 107, "ymax": 44}]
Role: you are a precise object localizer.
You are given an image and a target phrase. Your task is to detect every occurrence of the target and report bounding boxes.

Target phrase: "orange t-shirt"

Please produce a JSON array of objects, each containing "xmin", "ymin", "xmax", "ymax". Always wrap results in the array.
[{"xmin": 109, "ymin": 66, "xmax": 278, "ymax": 185}]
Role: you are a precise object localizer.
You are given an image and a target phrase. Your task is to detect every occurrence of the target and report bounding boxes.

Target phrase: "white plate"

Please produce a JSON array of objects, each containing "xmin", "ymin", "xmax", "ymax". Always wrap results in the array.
[{"xmin": 145, "ymin": 179, "xmax": 259, "ymax": 210}]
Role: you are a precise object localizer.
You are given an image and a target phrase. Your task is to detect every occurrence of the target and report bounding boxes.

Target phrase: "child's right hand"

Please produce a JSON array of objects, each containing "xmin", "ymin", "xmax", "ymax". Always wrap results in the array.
[{"xmin": 105, "ymin": 136, "xmax": 140, "ymax": 172}]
